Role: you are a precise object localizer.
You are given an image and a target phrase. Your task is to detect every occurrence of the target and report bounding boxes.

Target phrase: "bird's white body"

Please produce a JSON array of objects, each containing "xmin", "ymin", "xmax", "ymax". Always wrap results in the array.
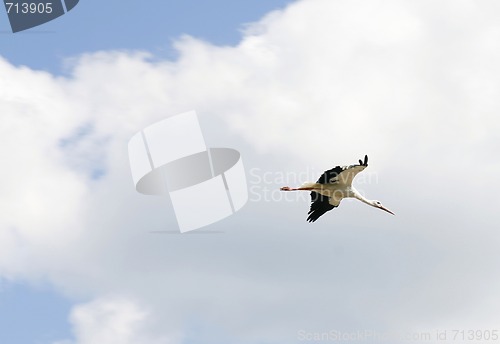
[{"xmin": 300, "ymin": 183, "xmax": 363, "ymax": 206}]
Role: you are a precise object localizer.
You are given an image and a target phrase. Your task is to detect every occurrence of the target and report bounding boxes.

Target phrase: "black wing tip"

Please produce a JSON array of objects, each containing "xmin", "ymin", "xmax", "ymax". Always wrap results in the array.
[
  {"xmin": 359, "ymin": 154, "xmax": 368, "ymax": 166},
  {"xmin": 307, "ymin": 208, "xmax": 335, "ymax": 222},
  {"xmin": 306, "ymin": 209, "xmax": 317, "ymax": 222},
  {"xmin": 306, "ymin": 214, "xmax": 319, "ymax": 222},
  {"xmin": 307, "ymin": 195, "xmax": 336, "ymax": 223}
]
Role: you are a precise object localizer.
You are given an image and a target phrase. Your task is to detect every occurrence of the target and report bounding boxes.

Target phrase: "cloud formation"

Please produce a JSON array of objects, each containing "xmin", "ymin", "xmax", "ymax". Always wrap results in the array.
[
  {"xmin": 60, "ymin": 297, "xmax": 175, "ymax": 344},
  {"xmin": 1, "ymin": 0, "xmax": 500, "ymax": 342}
]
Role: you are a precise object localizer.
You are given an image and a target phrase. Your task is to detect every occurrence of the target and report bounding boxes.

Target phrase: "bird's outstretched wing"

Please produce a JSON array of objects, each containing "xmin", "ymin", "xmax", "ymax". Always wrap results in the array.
[
  {"xmin": 306, "ymin": 155, "xmax": 368, "ymax": 222},
  {"xmin": 306, "ymin": 164, "xmax": 344, "ymax": 222},
  {"xmin": 307, "ymin": 191, "xmax": 337, "ymax": 222},
  {"xmin": 316, "ymin": 155, "xmax": 368, "ymax": 187}
]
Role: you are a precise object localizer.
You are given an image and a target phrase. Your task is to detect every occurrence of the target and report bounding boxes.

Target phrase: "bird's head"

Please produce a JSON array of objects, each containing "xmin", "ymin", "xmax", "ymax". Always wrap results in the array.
[{"xmin": 372, "ymin": 200, "xmax": 395, "ymax": 215}]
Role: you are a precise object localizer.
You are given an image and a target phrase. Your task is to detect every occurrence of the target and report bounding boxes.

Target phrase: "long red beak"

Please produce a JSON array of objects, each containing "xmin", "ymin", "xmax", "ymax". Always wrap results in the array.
[{"xmin": 380, "ymin": 206, "xmax": 395, "ymax": 215}]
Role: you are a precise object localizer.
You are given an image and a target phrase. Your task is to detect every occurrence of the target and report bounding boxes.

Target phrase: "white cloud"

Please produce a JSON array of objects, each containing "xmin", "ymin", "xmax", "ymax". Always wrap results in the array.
[
  {"xmin": 55, "ymin": 297, "xmax": 175, "ymax": 344},
  {"xmin": 1, "ymin": 0, "xmax": 500, "ymax": 342}
]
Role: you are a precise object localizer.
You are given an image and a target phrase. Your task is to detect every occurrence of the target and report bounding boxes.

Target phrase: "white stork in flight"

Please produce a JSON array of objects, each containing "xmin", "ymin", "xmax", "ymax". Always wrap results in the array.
[{"xmin": 280, "ymin": 155, "xmax": 394, "ymax": 222}]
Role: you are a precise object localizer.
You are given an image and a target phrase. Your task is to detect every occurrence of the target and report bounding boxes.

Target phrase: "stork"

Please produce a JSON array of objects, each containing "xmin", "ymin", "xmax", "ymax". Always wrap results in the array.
[{"xmin": 280, "ymin": 155, "xmax": 394, "ymax": 222}]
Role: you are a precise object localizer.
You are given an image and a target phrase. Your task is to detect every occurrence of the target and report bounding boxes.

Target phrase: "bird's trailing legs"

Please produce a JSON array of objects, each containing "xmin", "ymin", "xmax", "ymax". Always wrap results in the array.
[
  {"xmin": 281, "ymin": 182, "xmax": 318, "ymax": 191},
  {"xmin": 280, "ymin": 186, "xmax": 314, "ymax": 191}
]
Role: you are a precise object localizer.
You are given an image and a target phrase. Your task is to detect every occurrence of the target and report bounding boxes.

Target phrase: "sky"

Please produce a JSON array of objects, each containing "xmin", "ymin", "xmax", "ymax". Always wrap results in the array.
[{"xmin": 1, "ymin": 0, "xmax": 500, "ymax": 343}]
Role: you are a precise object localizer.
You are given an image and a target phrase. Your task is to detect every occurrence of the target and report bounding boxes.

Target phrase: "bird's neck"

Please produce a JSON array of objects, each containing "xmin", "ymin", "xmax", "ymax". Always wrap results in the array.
[{"xmin": 352, "ymin": 188, "xmax": 375, "ymax": 206}]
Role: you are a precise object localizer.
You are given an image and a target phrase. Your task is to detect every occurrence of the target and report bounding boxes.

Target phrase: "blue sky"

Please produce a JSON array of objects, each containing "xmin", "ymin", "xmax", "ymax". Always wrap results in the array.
[
  {"xmin": 2, "ymin": 1, "xmax": 500, "ymax": 343},
  {"xmin": 0, "ymin": 1, "xmax": 294, "ymax": 343},
  {"xmin": 0, "ymin": 281, "xmax": 73, "ymax": 343},
  {"xmin": 1, "ymin": 0, "xmax": 294, "ymax": 73}
]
